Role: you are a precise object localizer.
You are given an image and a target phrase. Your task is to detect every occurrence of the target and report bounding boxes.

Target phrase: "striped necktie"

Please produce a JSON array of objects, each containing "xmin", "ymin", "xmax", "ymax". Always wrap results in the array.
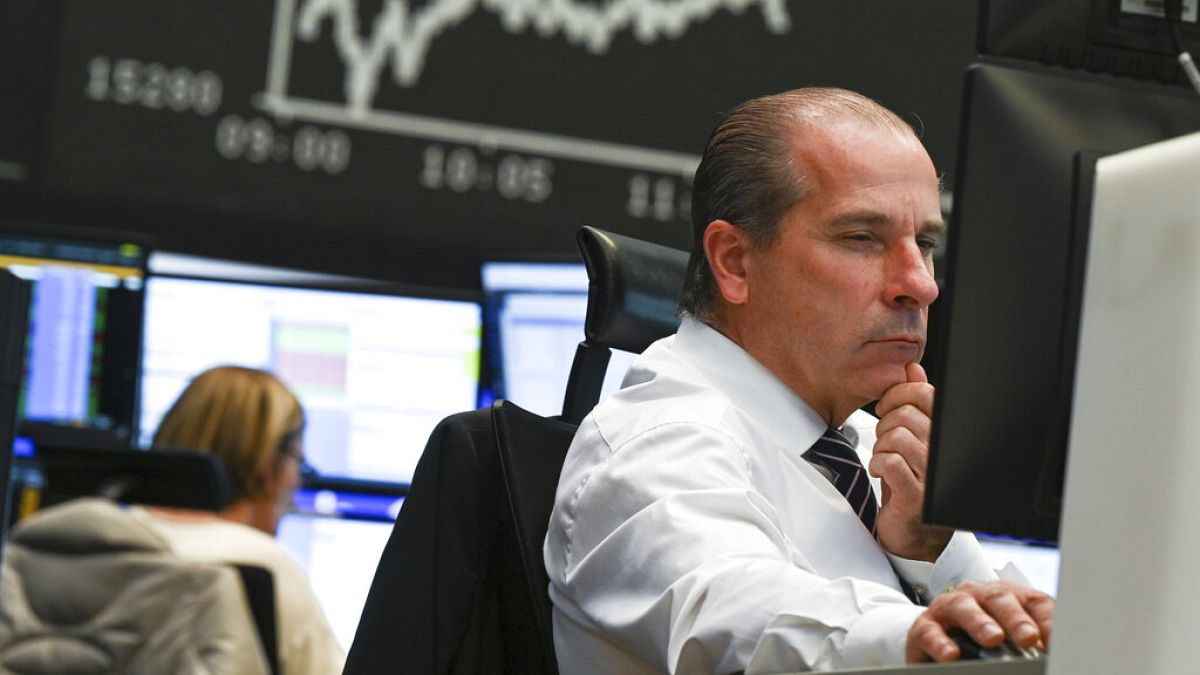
[{"xmin": 803, "ymin": 427, "xmax": 878, "ymax": 535}]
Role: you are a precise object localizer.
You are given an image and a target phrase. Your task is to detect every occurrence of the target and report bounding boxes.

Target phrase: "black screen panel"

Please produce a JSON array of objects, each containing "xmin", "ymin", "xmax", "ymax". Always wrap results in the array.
[{"xmin": 926, "ymin": 60, "xmax": 1200, "ymax": 543}]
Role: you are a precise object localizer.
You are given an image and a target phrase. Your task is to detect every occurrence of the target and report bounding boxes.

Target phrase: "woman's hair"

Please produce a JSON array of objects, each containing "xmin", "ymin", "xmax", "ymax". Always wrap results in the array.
[{"xmin": 152, "ymin": 365, "xmax": 304, "ymax": 500}]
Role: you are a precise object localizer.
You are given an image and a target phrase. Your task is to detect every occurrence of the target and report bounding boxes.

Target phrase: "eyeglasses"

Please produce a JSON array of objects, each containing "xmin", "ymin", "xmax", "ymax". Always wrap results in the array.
[
  {"xmin": 279, "ymin": 443, "xmax": 306, "ymax": 465},
  {"xmin": 278, "ymin": 435, "xmax": 317, "ymax": 481}
]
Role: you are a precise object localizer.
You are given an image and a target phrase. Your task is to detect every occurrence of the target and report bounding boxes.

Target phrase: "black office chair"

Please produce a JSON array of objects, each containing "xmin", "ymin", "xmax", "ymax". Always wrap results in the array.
[
  {"xmin": 0, "ymin": 497, "xmax": 278, "ymax": 674},
  {"xmin": 561, "ymin": 226, "xmax": 691, "ymax": 424},
  {"xmin": 494, "ymin": 226, "xmax": 689, "ymax": 670},
  {"xmin": 343, "ymin": 226, "xmax": 688, "ymax": 675},
  {"xmin": 490, "ymin": 401, "xmax": 576, "ymax": 674},
  {"xmin": 6, "ymin": 444, "xmax": 278, "ymax": 674},
  {"xmin": 29, "ymin": 444, "xmax": 233, "ymax": 512},
  {"xmin": 236, "ymin": 564, "xmax": 280, "ymax": 675}
]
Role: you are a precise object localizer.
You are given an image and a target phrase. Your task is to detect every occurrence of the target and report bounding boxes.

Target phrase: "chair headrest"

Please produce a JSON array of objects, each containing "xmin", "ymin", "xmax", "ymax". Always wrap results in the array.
[
  {"xmin": 34, "ymin": 445, "xmax": 233, "ymax": 512},
  {"xmin": 576, "ymin": 226, "xmax": 689, "ymax": 353}
]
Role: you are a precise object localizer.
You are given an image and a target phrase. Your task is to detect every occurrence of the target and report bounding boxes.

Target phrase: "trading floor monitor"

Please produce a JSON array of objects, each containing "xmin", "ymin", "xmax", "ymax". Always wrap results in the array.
[
  {"xmin": 0, "ymin": 221, "xmax": 148, "ymax": 446},
  {"xmin": 276, "ymin": 486, "xmax": 402, "ymax": 651},
  {"xmin": 1048, "ymin": 131, "xmax": 1200, "ymax": 675},
  {"xmin": 0, "ymin": 269, "xmax": 31, "ymax": 553},
  {"xmin": 139, "ymin": 271, "xmax": 481, "ymax": 486},
  {"xmin": 480, "ymin": 260, "xmax": 635, "ymax": 416},
  {"xmin": 926, "ymin": 60, "xmax": 1200, "ymax": 544},
  {"xmin": 981, "ymin": 0, "xmax": 1200, "ymax": 84}
]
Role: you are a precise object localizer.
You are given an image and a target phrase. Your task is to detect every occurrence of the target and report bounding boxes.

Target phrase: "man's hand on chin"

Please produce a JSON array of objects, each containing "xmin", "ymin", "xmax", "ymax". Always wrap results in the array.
[{"xmin": 869, "ymin": 362, "xmax": 953, "ymax": 562}]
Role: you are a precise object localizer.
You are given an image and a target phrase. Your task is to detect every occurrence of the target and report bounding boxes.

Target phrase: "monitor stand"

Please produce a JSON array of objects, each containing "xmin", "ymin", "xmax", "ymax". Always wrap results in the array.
[{"xmin": 1050, "ymin": 130, "xmax": 1200, "ymax": 674}]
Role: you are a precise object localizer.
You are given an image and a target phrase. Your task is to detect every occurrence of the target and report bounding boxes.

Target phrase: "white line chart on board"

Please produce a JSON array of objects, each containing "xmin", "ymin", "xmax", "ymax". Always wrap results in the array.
[{"xmin": 256, "ymin": 0, "xmax": 794, "ymax": 175}]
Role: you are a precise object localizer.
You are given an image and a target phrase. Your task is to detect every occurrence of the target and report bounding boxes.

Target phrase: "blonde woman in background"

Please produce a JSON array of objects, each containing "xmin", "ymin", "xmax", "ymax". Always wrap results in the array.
[{"xmin": 131, "ymin": 365, "xmax": 345, "ymax": 675}]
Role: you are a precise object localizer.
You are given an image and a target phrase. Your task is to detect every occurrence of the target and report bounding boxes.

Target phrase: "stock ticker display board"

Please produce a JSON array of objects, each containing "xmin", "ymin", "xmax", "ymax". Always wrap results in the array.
[{"xmin": 0, "ymin": 1, "xmax": 977, "ymax": 287}]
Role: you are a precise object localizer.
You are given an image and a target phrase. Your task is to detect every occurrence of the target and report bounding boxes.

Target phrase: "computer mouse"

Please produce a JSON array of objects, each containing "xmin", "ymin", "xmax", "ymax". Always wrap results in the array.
[{"xmin": 947, "ymin": 628, "xmax": 1045, "ymax": 661}]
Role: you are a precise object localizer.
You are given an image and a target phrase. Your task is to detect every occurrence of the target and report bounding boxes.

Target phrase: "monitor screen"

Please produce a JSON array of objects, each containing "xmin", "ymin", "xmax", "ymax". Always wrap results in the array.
[
  {"xmin": 976, "ymin": 535, "xmax": 1061, "ymax": 597},
  {"xmin": 276, "ymin": 486, "xmax": 402, "ymax": 652},
  {"xmin": 982, "ymin": 0, "xmax": 1200, "ymax": 84},
  {"xmin": 138, "ymin": 275, "xmax": 481, "ymax": 485},
  {"xmin": 925, "ymin": 60, "xmax": 1200, "ymax": 544},
  {"xmin": 0, "ymin": 222, "xmax": 148, "ymax": 440},
  {"xmin": 0, "ymin": 269, "xmax": 31, "ymax": 549},
  {"xmin": 480, "ymin": 261, "xmax": 635, "ymax": 417}
]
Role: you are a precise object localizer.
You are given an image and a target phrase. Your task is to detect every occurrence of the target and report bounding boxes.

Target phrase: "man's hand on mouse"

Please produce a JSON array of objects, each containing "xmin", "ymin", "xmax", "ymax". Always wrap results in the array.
[
  {"xmin": 871, "ymin": 362, "xmax": 953, "ymax": 562},
  {"xmin": 907, "ymin": 580, "xmax": 1055, "ymax": 662}
]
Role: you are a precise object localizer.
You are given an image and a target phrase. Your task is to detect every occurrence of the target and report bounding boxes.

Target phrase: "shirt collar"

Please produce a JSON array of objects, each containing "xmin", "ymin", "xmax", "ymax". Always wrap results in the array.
[{"xmin": 672, "ymin": 316, "xmax": 829, "ymax": 450}]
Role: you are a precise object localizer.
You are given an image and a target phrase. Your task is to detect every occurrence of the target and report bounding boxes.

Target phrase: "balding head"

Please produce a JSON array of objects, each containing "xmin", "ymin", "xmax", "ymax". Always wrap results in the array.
[{"xmin": 679, "ymin": 88, "xmax": 923, "ymax": 325}]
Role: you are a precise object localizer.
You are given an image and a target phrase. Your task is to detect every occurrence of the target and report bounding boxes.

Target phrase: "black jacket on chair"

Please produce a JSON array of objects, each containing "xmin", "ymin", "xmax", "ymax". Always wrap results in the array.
[
  {"xmin": 344, "ymin": 405, "xmax": 572, "ymax": 675},
  {"xmin": 345, "ymin": 227, "xmax": 687, "ymax": 675}
]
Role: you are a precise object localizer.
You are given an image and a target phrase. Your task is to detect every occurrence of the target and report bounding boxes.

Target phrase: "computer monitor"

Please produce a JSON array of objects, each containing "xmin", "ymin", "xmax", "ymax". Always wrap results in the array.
[
  {"xmin": 925, "ymin": 59, "xmax": 1200, "ymax": 544},
  {"xmin": 0, "ymin": 221, "xmax": 148, "ymax": 443},
  {"xmin": 1046, "ymin": 129, "xmax": 1200, "ymax": 675},
  {"xmin": 0, "ymin": 269, "xmax": 31, "ymax": 552},
  {"xmin": 480, "ymin": 261, "xmax": 636, "ymax": 417},
  {"xmin": 138, "ymin": 273, "xmax": 481, "ymax": 485},
  {"xmin": 976, "ymin": 535, "xmax": 1061, "ymax": 597},
  {"xmin": 275, "ymin": 487, "xmax": 402, "ymax": 652},
  {"xmin": 982, "ymin": 0, "xmax": 1200, "ymax": 84}
]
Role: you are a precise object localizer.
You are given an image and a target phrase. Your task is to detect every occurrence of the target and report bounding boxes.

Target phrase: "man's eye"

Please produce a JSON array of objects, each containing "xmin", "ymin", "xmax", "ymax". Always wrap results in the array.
[{"xmin": 917, "ymin": 236, "xmax": 940, "ymax": 252}]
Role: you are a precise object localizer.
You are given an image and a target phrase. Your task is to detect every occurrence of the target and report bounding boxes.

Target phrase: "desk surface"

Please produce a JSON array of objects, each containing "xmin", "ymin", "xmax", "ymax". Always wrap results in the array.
[{"xmin": 818, "ymin": 659, "xmax": 1045, "ymax": 675}]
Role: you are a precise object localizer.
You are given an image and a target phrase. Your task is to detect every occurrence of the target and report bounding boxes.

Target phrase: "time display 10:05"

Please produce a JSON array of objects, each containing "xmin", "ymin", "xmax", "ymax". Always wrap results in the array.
[{"xmin": 419, "ymin": 144, "xmax": 553, "ymax": 203}]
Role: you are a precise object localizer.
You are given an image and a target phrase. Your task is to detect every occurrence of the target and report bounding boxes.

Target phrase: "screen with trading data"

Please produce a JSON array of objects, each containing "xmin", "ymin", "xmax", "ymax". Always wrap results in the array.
[
  {"xmin": 0, "ymin": 222, "xmax": 148, "ymax": 440},
  {"xmin": 138, "ymin": 275, "xmax": 481, "ymax": 485}
]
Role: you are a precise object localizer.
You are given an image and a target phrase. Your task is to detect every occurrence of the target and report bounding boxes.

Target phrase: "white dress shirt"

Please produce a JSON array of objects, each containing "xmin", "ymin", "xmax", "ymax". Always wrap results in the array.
[{"xmin": 544, "ymin": 318, "xmax": 998, "ymax": 673}]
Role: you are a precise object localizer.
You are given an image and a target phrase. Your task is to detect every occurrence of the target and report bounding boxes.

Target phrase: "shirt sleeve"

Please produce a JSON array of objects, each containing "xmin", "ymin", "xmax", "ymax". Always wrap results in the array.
[
  {"xmin": 546, "ymin": 417, "xmax": 927, "ymax": 674},
  {"xmin": 845, "ymin": 410, "xmax": 1003, "ymax": 604},
  {"xmin": 885, "ymin": 532, "xmax": 1000, "ymax": 604}
]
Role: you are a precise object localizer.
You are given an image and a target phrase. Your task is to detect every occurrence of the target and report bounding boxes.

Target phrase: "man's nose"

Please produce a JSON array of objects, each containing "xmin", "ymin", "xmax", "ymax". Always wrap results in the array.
[{"xmin": 887, "ymin": 243, "xmax": 939, "ymax": 308}]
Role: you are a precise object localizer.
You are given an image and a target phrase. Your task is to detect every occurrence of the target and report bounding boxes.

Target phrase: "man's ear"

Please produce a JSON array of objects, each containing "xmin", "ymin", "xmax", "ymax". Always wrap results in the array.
[{"xmin": 704, "ymin": 220, "xmax": 749, "ymax": 306}]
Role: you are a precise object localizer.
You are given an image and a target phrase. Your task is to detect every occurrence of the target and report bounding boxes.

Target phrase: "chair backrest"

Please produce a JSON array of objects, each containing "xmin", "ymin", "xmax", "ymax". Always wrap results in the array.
[
  {"xmin": 0, "ymin": 498, "xmax": 274, "ymax": 675},
  {"xmin": 344, "ymin": 407, "xmax": 518, "ymax": 675},
  {"xmin": 492, "ymin": 401, "xmax": 578, "ymax": 675},
  {"xmin": 345, "ymin": 226, "xmax": 689, "ymax": 675},
  {"xmin": 9, "ymin": 448, "xmax": 275, "ymax": 674},
  {"xmin": 561, "ymin": 225, "xmax": 689, "ymax": 423},
  {"xmin": 498, "ymin": 227, "xmax": 688, "ymax": 668},
  {"xmin": 235, "ymin": 564, "xmax": 281, "ymax": 675},
  {"xmin": 31, "ymin": 444, "xmax": 233, "ymax": 512}
]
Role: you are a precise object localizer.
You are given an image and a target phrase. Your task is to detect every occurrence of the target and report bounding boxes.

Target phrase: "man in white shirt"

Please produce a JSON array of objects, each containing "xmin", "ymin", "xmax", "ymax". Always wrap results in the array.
[{"xmin": 543, "ymin": 88, "xmax": 1054, "ymax": 673}]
